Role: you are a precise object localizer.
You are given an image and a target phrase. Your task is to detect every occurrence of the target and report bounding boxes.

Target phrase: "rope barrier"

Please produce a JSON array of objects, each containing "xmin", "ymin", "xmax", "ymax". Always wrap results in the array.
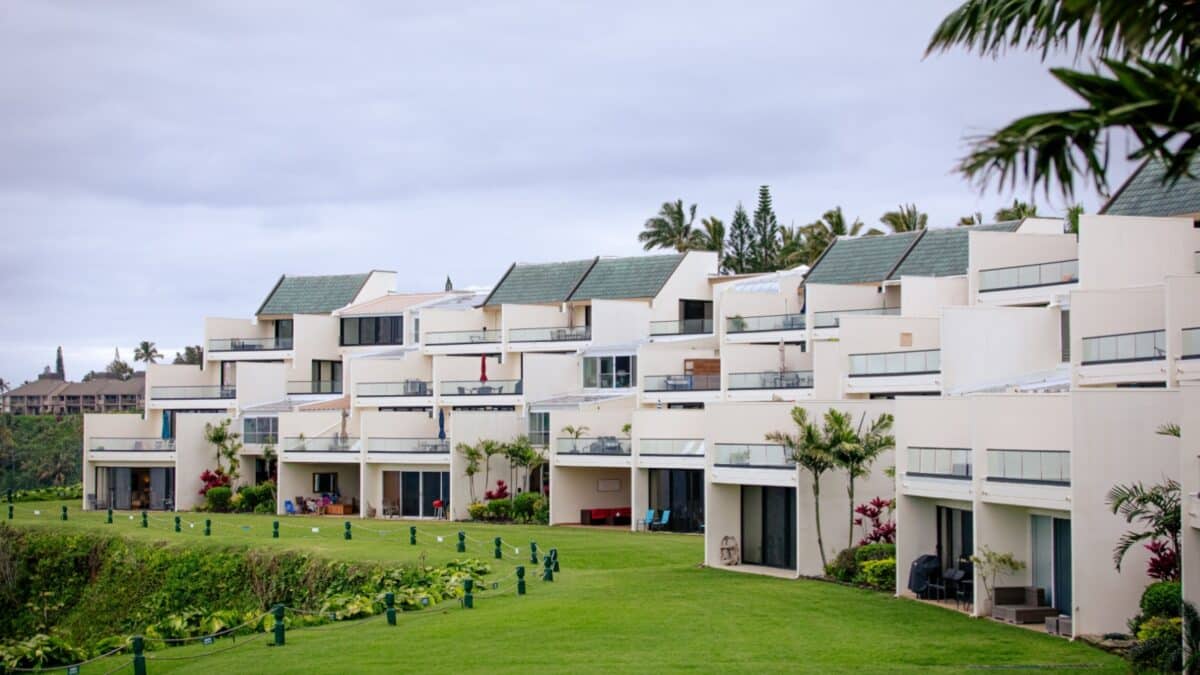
[
  {"xmin": 7, "ymin": 644, "xmax": 127, "ymax": 673},
  {"xmin": 144, "ymin": 635, "xmax": 269, "ymax": 662},
  {"xmin": 152, "ymin": 612, "xmax": 270, "ymax": 645}
]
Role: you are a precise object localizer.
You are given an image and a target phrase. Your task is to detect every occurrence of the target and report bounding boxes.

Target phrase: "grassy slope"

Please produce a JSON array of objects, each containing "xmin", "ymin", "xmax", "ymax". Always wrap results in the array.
[{"xmin": 7, "ymin": 502, "xmax": 1123, "ymax": 674}]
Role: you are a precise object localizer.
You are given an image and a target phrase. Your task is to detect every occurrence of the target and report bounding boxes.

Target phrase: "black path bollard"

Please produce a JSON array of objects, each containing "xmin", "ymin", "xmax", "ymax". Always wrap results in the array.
[
  {"xmin": 551, "ymin": 548, "xmax": 560, "ymax": 572},
  {"xmin": 6, "ymin": 505, "xmax": 11, "ymax": 520},
  {"xmin": 174, "ymin": 515, "xmax": 181, "ymax": 533},
  {"xmin": 542, "ymin": 555, "xmax": 553, "ymax": 582},
  {"xmin": 494, "ymin": 536, "xmax": 502, "ymax": 560},
  {"xmin": 463, "ymin": 579, "xmax": 474, "ymax": 609},
  {"xmin": 106, "ymin": 508, "xmax": 112, "ymax": 524},
  {"xmin": 132, "ymin": 636, "xmax": 146, "ymax": 675},
  {"xmin": 516, "ymin": 566, "xmax": 526, "ymax": 595},
  {"xmin": 344, "ymin": 521, "xmax": 352, "ymax": 541},
  {"xmin": 141, "ymin": 510, "xmax": 148, "ymax": 528},
  {"xmin": 273, "ymin": 520, "xmax": 280, "ymax": 539},
  {"xmin": 409, "ymin": 525, "xmax": 416, "ymax": 545},
  {"xmin": 61, "ymin": 505, "xmax": 68, "ymax": 521},
  {"xmin": 204, "ymin": 518, "xmax": 211, "ymax": 536},
  {"xmin": 457, "ymin": 531, "xmax": 465, "ymax": 553},
  {"xmin": 385, "ymin": 592, "xmax": 396, "ymax": 626},
  {"xmin": 529, "ymin": 541, "xmax": 538, "ymax": 564},
  {"xmin": 273, "ymin": 604, "xmax": 286, "ymax": 646}
]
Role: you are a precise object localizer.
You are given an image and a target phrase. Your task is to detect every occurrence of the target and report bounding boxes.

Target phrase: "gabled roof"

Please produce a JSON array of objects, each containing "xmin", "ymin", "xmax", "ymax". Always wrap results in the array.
[
  {"xmin": 256, "ymin": 273, "xmax": 372, "ymax": 316},
  {"xmin": 888, "ymin": 222, "xmax": 1020, "ymax": 279},
  {"xmin": 1102, "ymin": 156, "xmax": 1200, "ymax": 217},
  {"xmin": 568, "ymin": 254, "xmax": 684, "ymax": 301},
  {"xmin": 483, "ymin": 259, "xmax": 595, "ymax": 307},
  {"xmin": 5, "ymin": 378, "xmax": 69, "ymax": 397},
  {"xmin": 804, "ymin": 231, "xmax": 922, "ymax": 285}
]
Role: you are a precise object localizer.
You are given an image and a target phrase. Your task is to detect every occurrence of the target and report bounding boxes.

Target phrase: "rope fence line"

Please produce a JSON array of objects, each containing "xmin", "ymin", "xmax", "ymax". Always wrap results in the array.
[
  {"xmin": 7, "ymin": 644, "xmax": 128, "ymax": 673},
  {"xmin": 143, "ymin": 635, "xmax": 269, "ymax": 662}
]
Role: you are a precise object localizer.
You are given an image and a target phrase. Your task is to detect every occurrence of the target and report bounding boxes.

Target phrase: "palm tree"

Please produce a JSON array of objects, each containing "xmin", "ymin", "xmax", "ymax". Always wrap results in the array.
[
  {"xmin": 173, "ymin": 345, "xmax": 203, "ymax": 365},
  {"xmin": 133, "ymin": 341, "xmax": 161, "ymax": 365},
  {"xmin": 993, "ymin": 199, "xmax": 1038, "ymax": 222},
  {"xmin": 957, "ymin": 211, "xmax": 983, "ymax": 227},
  {"xmin": 695, "ymin": 217, "xmax": 726, "ymax": 270},
  {"xmin": 561, "ymin": 425, "xmax": 589, "ymax": 452},
  {"xmin": 458, "ymin": 442, "xmax": 483, "ymax": 502},
  {"xmin": 879, "ymin": 204, "xmax": 928, "ymax": 233},
  {"xmin": 638, "ymin": 200, "xmax": 701, "ymax": 252},
  {"xmin": 829, "ymin": 412, "xmax": 894, "ymax": 549},
  {"xmin": 1066, "ymin": 204, "xmax": 1085, "ymax": 234},
  {"xmin": 926, "ymin": 1, "xmax": 1200, "ymax": 197},
  {"xmin": 0, "ymin": 378, "xmax": 10, "ymax": 395},
  {"xmin": 1106, "ymin": 478, "xmax": 1181, "ymax": 578},
  {"xmin": 479, "ymin": 439, "xmax": 503, "ymax": 494},
  {"xmin": 765, "ymin": 407, "xmax": 837, "ymax": 569},
  {"xmin": 800, "ymin": 207, "xmax": 881, "ymax": 266}
]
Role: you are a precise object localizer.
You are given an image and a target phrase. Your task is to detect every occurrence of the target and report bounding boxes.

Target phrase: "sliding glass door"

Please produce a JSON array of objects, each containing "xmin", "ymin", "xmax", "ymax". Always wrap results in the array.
[
  {"xmin": 648, "ymin": 469, "xmax": 704, "ymax": 533},
  {"xmin": 397, "ymin": 471, "xmax": 450, "ymax": 518},
  {"xmin": 740, "ymin": 485, "xmax": 795, "ymax": 569}
]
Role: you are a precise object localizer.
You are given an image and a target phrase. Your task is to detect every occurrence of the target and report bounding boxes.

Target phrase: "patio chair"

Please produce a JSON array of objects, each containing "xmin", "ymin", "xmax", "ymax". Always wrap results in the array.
[
  {"xmin": 294, "ymin": 496, "xmax": 308, "ymax": 514},
  {"xmin": 642, "ymin": 509, "xmax": 656, "ymax": 531},
  {"xmin": 284, "ymin": 500, "xmax": 296, "ymax": 515},
  {"xmin": 650, "ymin": 510, "xmax": 671, "ymax": 531}
]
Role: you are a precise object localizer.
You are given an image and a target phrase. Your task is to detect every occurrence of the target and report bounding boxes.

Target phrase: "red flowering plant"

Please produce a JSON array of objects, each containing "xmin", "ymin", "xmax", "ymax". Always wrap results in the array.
[
  {"xmin": 484, "ymin": 480, "xmax": 510, "ymax": 500},
  {"xmin": 1144, "ymin": 540, "xmax": 1179, "ymax": 581},
  {"xmin": 198, "ymin": 468, "xmax": 231, "ymax": 496},
  {"xmin": 854, "ymin": 496, "xmax": 896, "ymax": 545}
]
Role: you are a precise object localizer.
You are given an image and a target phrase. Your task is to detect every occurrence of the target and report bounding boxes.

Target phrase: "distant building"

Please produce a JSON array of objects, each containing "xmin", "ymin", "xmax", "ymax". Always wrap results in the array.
[{"xmin": 4, "ymin": 372, "xmax": 145, "ymax": 415}]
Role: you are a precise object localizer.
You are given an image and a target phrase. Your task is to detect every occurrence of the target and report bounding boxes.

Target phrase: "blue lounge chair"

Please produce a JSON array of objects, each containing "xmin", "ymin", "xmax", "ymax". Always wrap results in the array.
[
  {"xmin": 284, "ymin": 500, "xmax": 296, "ymax": 515},
  {"xmin": 651, "ymin": 509, "xmax": 671, "ymax": 531},
  {"xmin": 642, "ymin": 509, "xmax": 656, "ymax": 530}
]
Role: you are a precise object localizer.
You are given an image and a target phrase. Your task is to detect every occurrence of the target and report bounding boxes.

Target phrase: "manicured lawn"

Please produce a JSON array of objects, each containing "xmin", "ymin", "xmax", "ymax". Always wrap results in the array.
[{"xmin": 7, "ymin": 502, "xmax": 1123, "ymax": 673}]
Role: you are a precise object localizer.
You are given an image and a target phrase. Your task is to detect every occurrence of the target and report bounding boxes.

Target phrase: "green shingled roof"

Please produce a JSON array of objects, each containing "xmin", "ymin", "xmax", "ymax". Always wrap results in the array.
[
  {"xmin": 888, "ymin": 222, "xmax": 1021, "ymax": 279},
  {"xmin": 256, "ymin": 273, "xmax": 371, "ymax": 315},
  {"xmin": 1102, "ymin": 156, "xmax": 1200, "ymax": 217},
  {"xmin": 569, "ymin": 254, "xmax": 684, "ymax": 301},
  {"xmin": 484, "ymin": 259, "xmax": 595, "ymax": 306},
  {"xmin": 804, "ymin": 231, "xmax": 922, "ymax": 285}
]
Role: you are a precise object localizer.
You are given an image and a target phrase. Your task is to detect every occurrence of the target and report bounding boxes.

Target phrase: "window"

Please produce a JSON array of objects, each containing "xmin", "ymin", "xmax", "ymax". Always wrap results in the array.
[
  {"xmin": 582, "ymin": 355, "xmax": 636, "ymax": 389},
  {"xmin": 413, "ymin": 317, "xmax": 420, "ymax": 343},
  {"xmin": 341, "ymin": 316, "xmax": 404, "ymax": 346},
  {"xmin": 275, "ymin": 319, "xmax": 294, "ymax": 341},
  {"xmin": 313, "ymin": 472, "xmax": 338, "ymax": 493},
  {"xmin": 528, "ymin": 412, "xmax": 550, "ymax": 447},
  {"xmin": 1059, "ymin": 310, "xmax": 1070, "ymax": 362},
  {"xmin": 244, "ymin": 417, "xmax": 278, "ymax": 444}
]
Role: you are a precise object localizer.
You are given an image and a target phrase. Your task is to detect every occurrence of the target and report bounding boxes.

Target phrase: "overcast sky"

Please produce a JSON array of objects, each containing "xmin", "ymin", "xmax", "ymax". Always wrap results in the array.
[{"xmin": 0, "ymin": 1, "xmax": 1134, "ymax": 385}]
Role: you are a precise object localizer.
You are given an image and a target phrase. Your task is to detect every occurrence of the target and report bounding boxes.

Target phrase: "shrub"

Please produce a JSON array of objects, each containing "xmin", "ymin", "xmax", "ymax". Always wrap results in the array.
[
  {"xmin": 467, "ymin": 502, "xmax": 488, "ymax": 521},
  {"xmin": 253, "ymin": 502, "xmax": 274, "ymax": 515},
  {"xmin": 235, "ymin": 483, "xmax": 275, "ymax": 513},
  {"xmin": 854, "ymin": 558, "xmax": 896, "ymax": 591},
  {"xmin": 512, "ymin": 492, "xmax": 540, "ymax": 520},
  {"xmin": 198, "ymin": 469, "xmax": 230, "ymax": 497},
  {"xmin": 1140, "ymin": 581, "xmax": 1182, "ymax": 618},
  {"xmin": 11, "ymin": 484, "xmax": 84, "ymax": 503},
  {"xmin": 1130, "ymin": 616, "xmax": 1183, "ymax": 673},
  {"xmin": 486, "ymin": 499, "xmax": 512, "ymax": 521},
  {"xmin": 533, "ymin": 499, "xmax": 549, "ymax": 525},
  {"xmin": 826, "ymin": 547, "xmax": 859, "ymax": 582},
  {"xmin": 205, "ymin": 487, "xmax": 233, "ymax": 513},
  {"xmin": 855, "ymin": 543, "xmax": 896, "ymax": 565},
  {"xmin": 485, "ymin": 480, "xmax": 510, "ymax": 501},
  {"xmin": 1137, "ymin": 615, "xmax": 1182, "ymax": 642}
]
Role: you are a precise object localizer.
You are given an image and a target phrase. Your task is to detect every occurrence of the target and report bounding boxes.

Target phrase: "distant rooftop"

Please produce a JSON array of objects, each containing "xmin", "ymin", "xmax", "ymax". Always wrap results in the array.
[
  {"xmin": 805, "ymin": 231, "xmax": 922, "ymax": 285},
  {"xmin": 483, "ymin": 253, "xmax": 685, "ymax": 306},
  {"xmin": 1102, "ymin": 155, "xmax": 1200, "ymax": 218},
  {"xmin": 889, "ymin": 222, "xmax": 1021, "ymax": 280},
  {"xmin": 256, "ymin": 273, "xmax": 374, "ymax": 316}
]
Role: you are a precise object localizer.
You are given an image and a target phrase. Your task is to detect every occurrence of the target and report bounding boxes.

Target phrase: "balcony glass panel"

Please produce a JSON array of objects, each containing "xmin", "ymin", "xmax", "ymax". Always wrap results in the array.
[
  {"xmin": 907, "ymin": 446, "xmax": 971, "ymax": 478},
  {"xmin": 1081, "ymin": 329, "xmax": 1166, "ymax": 364},
  {"xmin": 89, "ymin": 438, "xmax": 175, "ymax": 451},
  {"xmin": 639, "ymin": 438, "xmax": 705, "ymax": 456},
  {"xmin": 727, "ymin": 370, "xmax": 814, "ymax": 389},
  {"xmin": 366, "ymin": 438, "xmax": 449, "ymax": 453},
  {"xmin": 424, "ymin": 329, "xmax": 501, "ymax": 345},
  {"xmin": 1183, "ymin": 327, "xmax": 1200, "ymax": 359},
  {"xmin": 726, "ymin": 313, "xmax": 805, "ymax": 333},
  {"xmin": 508, "ymin": 326, "xmax": 591, "ymax": 342},
  {"xmin": 649, "ymin": 318, "xmax": 714, "ymax": 336},
  {"xmin": 150, "ymin": 385, "xmax": 235, "ymax": 400},
  {"xmin": 283, "ymin": 436, "xmax": 358, "ymax": 452},
  {"xmin": 555, "ymin": 437, "xmax": 631, "ymax": 455},
  {"xmin": 643, "ymin": 374, "xmax": 720, "ymax": 391},
  {"xmin": 287, "ymin": 381, "xmax": 342, "ymax": 395},
  {"xmin": 356, "ymin": 381, "xmax": 432, "ymax": 397},
  {"xmin": 987, "ymin": 449, "xmax": 1070, "ymax": 484},
  {"xmin": 848, "ymin": 349, "xmax": 941, "ymax": 377},
  {"xmin": 440, "ymin": 380, "xmax": 522, "ymax": 395},
  {"xmin": 208, "ymin": 336, "xmax": 292, "ymax": 352},
  {"xmin": 713, "ymin": 443, "xmax": 793, "ymax": 468},
  {"xmin": 979, "ymin": 259, "xmax": 1079, "ymax": 292},
  {"xmin": 811, "ymin": 306, "xmax": 901, "ymax": 329}
]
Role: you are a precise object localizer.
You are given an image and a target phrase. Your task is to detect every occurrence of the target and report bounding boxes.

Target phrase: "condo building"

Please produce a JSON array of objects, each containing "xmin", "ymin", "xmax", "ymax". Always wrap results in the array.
[{"xmin": 80, "ymin": 159, "xmax": 1198, "ymax": 637}]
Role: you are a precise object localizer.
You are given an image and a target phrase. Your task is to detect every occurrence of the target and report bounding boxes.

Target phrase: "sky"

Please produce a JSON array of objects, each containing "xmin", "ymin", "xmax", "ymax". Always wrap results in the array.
[{"xmin": 0, "ymin": 1, "xmax": 1136, "ymax": 385}]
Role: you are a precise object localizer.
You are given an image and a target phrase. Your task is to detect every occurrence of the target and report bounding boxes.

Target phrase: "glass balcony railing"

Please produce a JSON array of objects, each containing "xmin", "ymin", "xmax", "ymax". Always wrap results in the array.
[
  {"xmin": 979, "ymin": 259, "xmax": 1079, "ymax": 292},
  {"xmin": 283, "ymin": 436, "xmax": 358, "ymax": 452},
  {"xmin": 906, "ymin": 447, "xmax": 971, "ymax": 479},
  {"xmin": 440, "ymin": 379, "xmax": 522, "ymax": 395},
  {"xmin": 727, "ymin": 370, "xmax": 814, "ymax": 390},
  {"xmin": 987, "ymin": 449, "xmax": 1070, "ymax": 485},
  {"xmin": 1081, "ymin": 329, "xmax": 1165, "ymax": 365},
  {"xmin": 208, "ymin": 336, "xmax": 293, "ymax": 352},
  {"xmin": 1181, "ymin": 327, "xmax": 1200, "ymax": 360},
  {"xmin": 812, "ymin": 306, "xmax": 900, "ymax": 329},
  {"xmin": 643, "ymin": 374, "xmax": 721, "ymax": 392},
  {"xmin": 639, "ymin": 438, "xmax": 704, "ymax": 456},
  {"xmin": 287, "ymin": 380, "xmax": 343, "ymax": 395},
  {"xmin": 356, "ymin": 380, "xmax": 432, "ymax": 397},
  {"xmin": 556, "ymin": 437, "xmax": 632, "ymax": 455},
  {"xmin": 726, "ymin": 313, "xmax": 805, "ymax": 334},
  {"xmin": 150, "ymin": 385, "xmax": 235, "ymax": 400},
  {"xmin": 650, "ymin": 318, "xmax": 714, "ymax": 336},
  {"xmin": 848, "ymin": 349, "xmax": 941, "ymax": 377},
  {"xmin": 89, "ymin": 437, "xmax": 175, "ymax": 452},
  {"xmin": 424, "ymin": 329, "xmax": 501, "ymax": 345},
  {"xmin": 714, "ymin": 443, "xmax": 793, "ymax": 468},
  {"xmin": 508, "ymin": 326, "xmax": 591, "ymax": 342},
  {"xmin": 366, "ymin": 437, "xmax": 449, "ymax": 453}
]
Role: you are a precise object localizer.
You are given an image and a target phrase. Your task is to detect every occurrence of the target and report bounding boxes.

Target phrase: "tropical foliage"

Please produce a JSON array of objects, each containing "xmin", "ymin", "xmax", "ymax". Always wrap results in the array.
[
  {"xmin": 0, "ymin": 414, "xmax": 82, "ymax": 491},
  {"xmin": 133, "ymin": 341, "xmax": 162, "ymax": 365},
  {"xmin": 638, "ymin": 199, "xmax": 701, "ymax": 252},
  {"xmin": 765, "ymin": 407, "xmax": 838, "ymax": 569},
  {"xmin": 172, "ymin": 345, "xmax": 204, "ymax": 365},
  {"xmin": 1106, "ymin": 478, "xmax": 1181, "ymax": 580},
  {"xmin": 879, "ymin": 203, "xmax": 928, "ymax": 232}
]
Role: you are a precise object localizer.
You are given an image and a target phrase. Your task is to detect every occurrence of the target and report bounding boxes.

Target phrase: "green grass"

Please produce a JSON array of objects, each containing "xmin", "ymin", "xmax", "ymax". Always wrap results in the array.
[{"xmin": 6, "ymin": 502, "xmax": 1123, "ymax": 673}]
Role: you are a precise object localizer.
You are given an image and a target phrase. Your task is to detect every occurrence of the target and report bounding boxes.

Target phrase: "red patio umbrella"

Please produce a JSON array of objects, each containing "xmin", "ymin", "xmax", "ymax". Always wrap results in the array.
[{"xmin": 480, "ymin": 354, "xmax": 488, "ymax": 382}]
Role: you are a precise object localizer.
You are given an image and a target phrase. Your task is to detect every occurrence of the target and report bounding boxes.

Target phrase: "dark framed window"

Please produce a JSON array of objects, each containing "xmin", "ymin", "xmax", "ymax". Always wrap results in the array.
[
  {"xmin": 341, "ymin": 316, "xmax": 404, "ymax": 346},
  {"xmin": 313, "ymin": 472, "xmax": 337, "ymax": 493},
  {"xmin": 244, "ymin": 417, "xmax": 278, "ymax": 444},
  {"xmin": 275, "ymin": 319, "xmax": 293, "ymax": 341},
  {"xmin": 582, "ymin": 355, "xmax": 637, "ymax": 389}
]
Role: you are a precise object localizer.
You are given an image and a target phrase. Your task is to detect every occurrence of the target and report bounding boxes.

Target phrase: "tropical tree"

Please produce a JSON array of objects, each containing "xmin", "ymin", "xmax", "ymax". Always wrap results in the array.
[
  {"xmin": 1106, "ymin": 464, "xmax": 1181, "ymax": 580},
  {"xmin": 926, "ymin": 1, "xmax": 1200, "ymax": 198},
  {"xmin": 749, "ymin": 186, "xmax": 780, "ymax": 272},
  {"xmin": 457, "ymin": 442, "xmax": 483, "ymax": 503},
  {"xmin": 479, "ymin": 439, "xmax": 503, "ymax": 495},
  {"xmin": 503, "ymin": 435, "xmax": 537, "ymax": 496},
  {"xmin": 778, "ymin": 225, "xmax": 807, "ymax": 270},
  {"xmin": 638, "ymin": 199, "xmax": 701, "ymax": 252},
  {"xmin": 173, "ymin": 345, "xmax": 204, "ymax": 365},
  {"xmin": 203, "ymin": 418, "xmax": 243, "ymax": 480},
  {"xmin": 561, "ymin": 425, "xmax": 589, "ymax": 452},
  {"xmin": 133, "ymin": 341, "xmax": 161, "ymax": 365},
  {"xmin": 725, "ymin": 203, "xmax": 753, "ymax": 274},
  {"xmin": 55, "ymin": 347, "xmax": 65, "ymax": 378},
  {"xmin": 105, "ymin": 348, "xmax": 134, "ymax": 381},
  {"xmin": 0, "ymin": 378, "xmax": 10, "ymax": 395},
  {"xmin": 695, "ymin": 217, "xmax": 726, "ymax": 271},
  {"xmin": 830, "ymin": 412, "xmax": 895, "ymax": 549},
  {"xmin": 765, "ymin": 407, "xmax": 837, "ymax": 569},
  {"xmin": 879, "ymin": 204, "xmax": 928, "ymax": 232},
  {"xmin": 994, "ymin": 199, "xmax": 1038, "ymax": 222},
  {"xmin": 958, "ymin": 211, "xmax": 983, "ymax": 227},
  {"xmin": 1066, "ymin": 204, "xmax": 1085, "ymax": 234},
  {"xmin": 799, "ymin": 207, "xmax": 879, "ymax": 266}
]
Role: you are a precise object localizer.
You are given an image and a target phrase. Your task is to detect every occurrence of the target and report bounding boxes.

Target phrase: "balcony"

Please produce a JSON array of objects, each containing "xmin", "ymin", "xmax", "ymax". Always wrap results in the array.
[
  {"xmin": 812, "ymin": 306, "xmax": 900, "ymax": 329},
  {"xmin": 726, "ymin": 313, "xmax": 805, "ymax": 334},
  {"xmin": 979, "ymin": 259, "xmax": 1079, "ymax": 293},
  {"xmin": 986, "ymin": 449, "xmax": 1069, "ymax": 485},
  {"xmin": 89, "ymin": 437, "xmax": 175, "ymax": 452},
  {"xmin": 508, "ymin": 326, "xmax": 591, "ymax": 343},
  {"xmin": 643, "ymin": 374, "xmax": 720, "ymax": 392},
  {"xmin": 728, "ymin": 370, "xmax": 814, "ymax": 390},
  {"xmin": 650, "ymin": 318, "xmax": 713, "ymax": 336},
  {"xmin": 556, "ymin": 437, "xmax": 631, "ymax": 455},
  {"xmin": 208, "ymin": 336, "xmax": 293, "ymax": 352},
  {"xmin": 365, "ymin": 437, "xmax": 449, "ymax": 463},
  {"xmin": 440, "ymin": 379, "xmax": 522, "ymax": 396},
  {"xmin": 243, "ymin": 431, "xmax": 278, "ymax": 445},
  {"xmin": 282, "ymin": 436, "xmax": 358, "ymax": 453},
  {"xmin": 906, "ymin": 446, "xmax": 971, "ymax": 479},
  {"xmin": 637, "ymin": 438, "xmax": 705, "ymax": 468},
  {"xmin": 287, "ymin": 380, "xmax": 343, "ymax": 395},
  {"xmin": 1184, "ymin": 327, "xmax": 1200, "ymax": 360},
  {"xmin": 150, "ymin": 385, "xmax": 235, "ymax": 401},
  {"xmin": 849, "ymin": 349, "xmax": 940, "ymax": 377},
  {"xmin": 356, "ymin": 381, "xmax": 432, "ymax": 397},
  {"xmin": 1080, "ymin": 329, "xmax": 1166, "ymax": 366},
  {"xmin": 424, "ymin": 329, "xmax": 501, "ymax": 346}
]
